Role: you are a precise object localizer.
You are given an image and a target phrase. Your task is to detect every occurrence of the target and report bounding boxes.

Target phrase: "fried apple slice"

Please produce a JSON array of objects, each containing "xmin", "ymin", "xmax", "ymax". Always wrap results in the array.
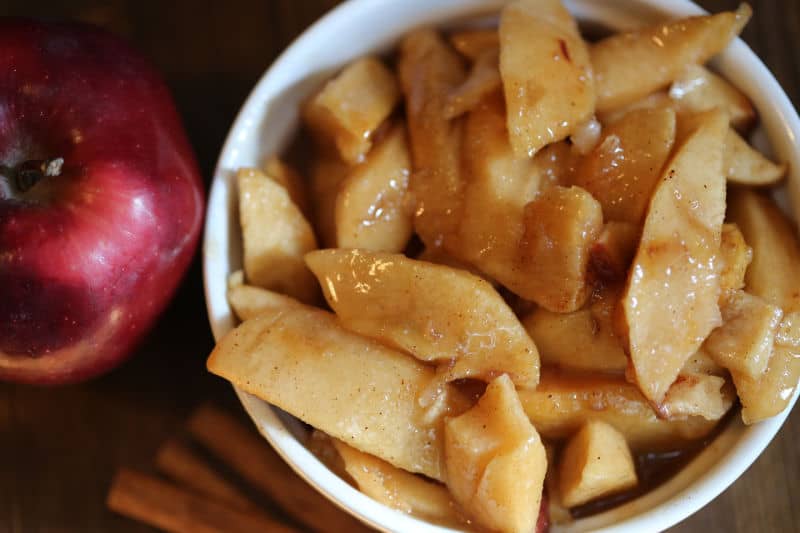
[
  {"xmin": 238, "ymin": 168, "xmax": 318, "ymax": 303},
  {"xmin": 659, "ymin": 372, "xmax": 734, "ymax": 421},
  {"xmin": 517, "ymin": 369, "xmax": 717, "ymax": 451},
  {"xmin": 518, "ymin": 186, "xmax": 603, "ymax": 312},
  {"xmin": 263, "ymin": 156, "xmax": 311, "ymax": 218},
  {"xmin": 207, "ymin": 304, "xmax": 468, "ymax": 481},
  {"xmin": 621, "ymin": 109, "xmax": 728, "ymax": 405},
  {"xmin": 334, "ymin": 124, "xmax": 413, "ymax": 252},
  {"xmin": 522, "ymin": 308, "xmax": 628, "ymax": 373},
  {"xmin": 597, "ymin": 91, "xmax": 671, "ymax": 125},
  {"xmin": 227, "ymin": 284, "xmax": 304, "ymax": 322},
  {"xmin": 573, "ymin": 107, "xmax": 676, "ymax": 224},
  {"xmin": 444, "ymin": 48, "xmax": 501, "ymax": 120},
  {"xmin": 558, "ymin": 420, "xmax": 638, "ymax": 508},
  {"xmin": 590, "ymin": 221, "xmax": 640, "ymax": 282},
  {"xmin": 310, "ymin": 153, "xmax": 350, "ymax": 247},
  {"xmin": 399, "ymin": 29, "xmax": 466, "ymax": 248},
  {"xmin": 704, "ymin": 290, "xmax": 783, "ymax": 379},
  {"xmin": 592, "ymin": 5, "xmax": 751, "ymax": 112},
  {"xmin": 776, "ymin": 311, "xmax": 800, "ymax": 349},
  {"xmin": 305, "ymin": 249, "xmax": 540, "ymax": 388},
  {"xmin": 732, "ymin": 345, "xmax": 800, "ymax": 424},
  {"xmin": 719, "ymin": 223, "xmax": 752, "ymax": 291},
  {"xmin": 445, "ymin": 375, "xmax": 547, "ymax": 533},
  {"xmin": 303, "ymin": 57, "xmax": 400, "ymax": 164},
  {"xmin": 331, "ymin": 439, "xmax": 463, "ymax": 527},
  {"xmin": 450, "ymin": 29, "xmax": 500, "ymax": 60},
  {"xmin": 727, "ymin": 188, "xmax": 800, "ymax": 312},
  {"xmin": 724, "ymin": 128, "xmax": 787, "ymax": 186},
  {"xmin": 669, "ymin": 64, "xmax": 755, "ymax": 132},
  {"xmin": 500, "ymin": 0, "xmax": 595, "ymax": 158}
]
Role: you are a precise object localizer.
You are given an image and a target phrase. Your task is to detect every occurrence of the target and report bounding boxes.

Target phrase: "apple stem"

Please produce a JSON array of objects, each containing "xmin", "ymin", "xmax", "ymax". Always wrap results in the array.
[{"xmin": 2, "ymin": 158, "xmax": 64, "ymax": 194}]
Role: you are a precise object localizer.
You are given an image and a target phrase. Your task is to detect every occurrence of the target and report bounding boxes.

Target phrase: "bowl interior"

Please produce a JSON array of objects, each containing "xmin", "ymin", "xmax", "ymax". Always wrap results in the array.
[{"xmin": 203, "ymin": 0, "xmax": 800, "ymax": 531}]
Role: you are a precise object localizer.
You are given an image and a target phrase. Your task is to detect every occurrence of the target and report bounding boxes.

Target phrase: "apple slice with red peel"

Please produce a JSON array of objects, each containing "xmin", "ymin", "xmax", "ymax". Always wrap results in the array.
[{"xmin": 0, "ymin": 20, "xmax": 204, "ymax": 384}]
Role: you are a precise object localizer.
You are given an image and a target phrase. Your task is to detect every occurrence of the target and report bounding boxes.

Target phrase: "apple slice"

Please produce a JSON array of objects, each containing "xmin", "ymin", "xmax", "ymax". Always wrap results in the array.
[
  {"xmin": 330, "ymin": 439, "xmax": 463, "ymax": 527},
  {"xmin": 732, "ymin": 345, "xmax": 800, "ymax": 425},
  {"xmin": 263, "ymin": 156, "xmax": 311, "ymax": 219},
  {"xmin": 558, "ymin": 420, "xmax": 638, "ymax": 508},
  {"xmin": 703, "ymin": 290, "xmax": 783, "ymax": 379},
  {"xmin": 238, "ymin": 168, "xmax": 318, "ymax": 303},
  {"xmin": 499, "ymin": 0, "xmax": 594, "ymax": 157},
  {"xmin": 449, "ymin": 29, "xmax": 500, "ymax": 61},
  {"xmin": 227, "ymin": 284, "xmax": 304, "ymax": 322},
  {"xmin": 398, "ymin": 29, "xmax": 466, "ymax": 249},
  {"xmin": 522, "ymin": 307, "xmax": 628, "ymax": 374},
  {"xmin": 669, "ymin": 65, "xmax": 756, "ymax": 132},
  {"xmin": 776, "ymin": 311, "xmax": 800, "ymax": 349},
  {"xmin": 592, "ymin": 5, "xmax": 751, "ymax": 112},
  {"xmin": 334, "ymin": 124, "xmax": 413, "ymax": 252},
  {"xmin": 305, "ymin": 249, "xmax": 540, "ymax": 389},
  {"xmin": 303, "ymin": 57, "xmax": 400, "ymax": 164},
  {"xmin": 518, "ymin": 186, "xmax": 603, "ymax": 312},
  {"xmin": 719, "ymin": 223, "xmax": 752, "ymax": 291},
  {"xmin": 573, "ymin": 106, "xmax": 676, "ymax": 224},
  {"xmin": 621, "ymin": 109, "xmax": 728, "ymax": 405},
  {"xmin": 207, "ymin": 303, "xmax": 470, "ymax": 481},
  {"xmin": 590, "ymin": 221, "xmax": 640, "ymax": 282},
  {"xmin": 518, "ymin": 369, "xmax": 718, "ymax": 451},
  {"xmin": 659, "ymin": 372, "xmax": 734, "ymax": 421},
  {"xmin": 444, "ymin": 48, "xmax": 501, "ymax": 120},
  {"xmin": 444, "ymin": 374, "xmax": 547, "ymax": 533},
  {"xmin": 724, "ymin": 128, "xmax": 787, "ymax": 186}
]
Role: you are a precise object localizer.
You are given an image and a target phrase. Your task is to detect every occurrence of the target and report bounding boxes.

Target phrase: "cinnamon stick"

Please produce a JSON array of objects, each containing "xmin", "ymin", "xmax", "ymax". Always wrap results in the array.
[
  {"xmin": 155, "ymin": 437, "xmax": 254, "ymax": 512},
  {"xmin": 187, "ymin": 404, "xmax": 371, "ymax": 533},
  {"xmin": 106, "ymin": 468, "xmax": 298, "ymax": 533}
]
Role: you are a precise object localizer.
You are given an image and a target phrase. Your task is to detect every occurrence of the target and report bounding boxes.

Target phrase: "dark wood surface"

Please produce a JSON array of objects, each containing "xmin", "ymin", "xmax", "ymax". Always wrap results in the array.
[{"xmin": 2, "ymin": 1, "xmax": 798, "ymax": 532}]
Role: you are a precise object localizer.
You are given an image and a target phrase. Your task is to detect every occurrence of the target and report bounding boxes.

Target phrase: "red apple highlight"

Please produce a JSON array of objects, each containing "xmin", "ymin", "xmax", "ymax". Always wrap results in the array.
[{"xmin": 0, "ymin": 19, "xmax": 205, "ymax": 384}]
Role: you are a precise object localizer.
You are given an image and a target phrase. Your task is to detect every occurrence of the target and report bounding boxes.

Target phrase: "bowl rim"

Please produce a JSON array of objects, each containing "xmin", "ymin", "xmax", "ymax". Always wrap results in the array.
[{"xmin": 203, "ymin": 0, "xmax": 800, "ymax": 531}]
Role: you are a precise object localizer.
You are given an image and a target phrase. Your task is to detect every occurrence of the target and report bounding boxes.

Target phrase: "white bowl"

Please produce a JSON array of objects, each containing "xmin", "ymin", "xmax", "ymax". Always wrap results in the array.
[{"xmin": 203, "ymin": 1, "xmax": 800, "ymax": 531}]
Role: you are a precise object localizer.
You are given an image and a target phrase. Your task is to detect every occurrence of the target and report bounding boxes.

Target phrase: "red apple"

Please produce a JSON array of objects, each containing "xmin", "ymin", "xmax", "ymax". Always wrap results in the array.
[{"xmin": 0, "ymin": 19, "xmax": 204, "ymax": 384}]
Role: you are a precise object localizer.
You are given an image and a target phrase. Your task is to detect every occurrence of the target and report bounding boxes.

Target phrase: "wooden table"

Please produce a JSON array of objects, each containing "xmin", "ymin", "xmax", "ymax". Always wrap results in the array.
[{"xmin": 2, "ymin": 1, "xmax": 798, "ymax": 531}]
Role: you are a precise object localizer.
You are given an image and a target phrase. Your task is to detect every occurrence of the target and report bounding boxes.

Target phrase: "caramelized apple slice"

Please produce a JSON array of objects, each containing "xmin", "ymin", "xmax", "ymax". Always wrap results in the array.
[
  {"xmin": 305, "ymin": 249, "xmax": 540, "ymax": 388},
  {"xmin": 499, "ymin": 0, "xmax": 595, "ymax": 157},
  {"xmin": 621, "ymin": 109, "xmax": 728, "ymax": 405},
  {"xmin": 590, "ymin": 221, "xmax": 640, "ymax": 281},
  {"xmin": 398, "ymin": 29, "xmax": 466, "ymax": 248},
  {"xmin": 518, "ymin": 369, "xmax": 718, "ymax": 451},
  {"xmin": 227, "ymin": 284, "xmax": 304, "ymax": 321},
  {"xmin": 669, "ymin": 65, "xmax": 756, "ymax": 132},
  {"xmin": 445, "ymin": 375, "xmax": 547, "ymax": 533},
  {"xmin": 558, "ymin": 420, "xmax": 638, "ymax": 508},
  {"xmin": 704, "ymin": 290, "xmax": 783, "ymax": 379},
  {"xmin": 724, "ymin": 128, "xmax": 787, "ymax": 186},
  {"xmin": 659, "ymin": 372, "xmax": 734, "ymax": 421},
  {"xmin": 303, "ymin": 57, "xmax": 400, "ymax": 164},
  {"xmin": 238, "ymin": 168, "xmax": 318, "ymax": 303},
  {"xmin": 518, "ymin": 186, "xmax": 603, "ymax": 312},
  {"xmin": 263, "ymin": 156, "xmax": 311, "ymax": 219},
  {"xmin": 592, "ymin": 5, "xmax": 751, "ymax": 112},
  {"xmin": 207, "ymin": 303, "xmax": 466, "ymax": 481},
  {"xmin": 331, "ymin": 439, "xmax": 463, "ymax": 527},
  {"xmin": 732, "ymin": 345, "xmax": 800, "ymax": 425},
  {"xmin": 718, "ymin": 223, "xmax": 752, "ymax": 291},
  {"xmin": 334, "ymin": 124, "xmax": 413, "ymax": 252},
  {"xmin": 573, "ymin": 107, "xmax": 676, "ymax": 224}
]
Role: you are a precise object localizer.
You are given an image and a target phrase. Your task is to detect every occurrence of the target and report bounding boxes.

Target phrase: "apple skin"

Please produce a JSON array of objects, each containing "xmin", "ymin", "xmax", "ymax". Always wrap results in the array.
[{"xmin": 0, "ymin": 19, "xmax": 205, "ymax": 384}]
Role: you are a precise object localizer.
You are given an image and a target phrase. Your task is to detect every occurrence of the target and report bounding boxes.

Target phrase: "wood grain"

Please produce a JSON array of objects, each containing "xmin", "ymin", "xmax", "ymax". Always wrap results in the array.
[{"xmin": 1, "ymin": 1, "xmax": 798, "ymax": 532}]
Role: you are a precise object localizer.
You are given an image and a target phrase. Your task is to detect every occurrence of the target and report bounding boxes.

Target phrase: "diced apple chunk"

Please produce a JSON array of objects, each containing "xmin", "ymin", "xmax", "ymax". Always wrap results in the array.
[
  {"xmin": 500, "ymin": 0, "xmax": 595, "ymax": 157},
  {"xmin": 704, "ymin": 290, "xmax": 783, "ymax": 379},
  {"xmin": 518, "ymin": 186, "xmax": 603, "ymax": 313},
  {"xmin": 669, "ymin": 65, "xmax": 756, "ymax": 132},
  {"xmin": 331, "ymin": 439, "xmax": 463, "ymax": 527},
  {"xmin": 305, "ymin": 249, "xmax": 540, "ymax": 388},
  {"xmin": 517, "ymin": 369, "xmax": 717, "ymax": 451},
  {"xmin": 558, "ymin": 420, "xmax": 637, "ymax": 508},
  {"xmin": 445, "ymin": 375, "xmax": 547, "ymax": 533},
  {"xmin": 522, "ymin": 307, "xmax": 628, "ymax": 373},
  {"xmin": 591, "ymin": 5, "xmax": 751, "ymax": 112},
  {"xmin": 303, "ymin": 57, "xmax": 400, "ymax": 164},
  {"xmin": 207, "ymin": 303, "xmax": 463, "ymax": 481},
  {"xmin": 724, "ymin": 128, "xmax": 787, "ymax": 186},
  {"xmin": 719, "ymin": 223, "xmax": 752, "ymax": 291},
  {"xmin": 334, "ymin": 124, "xmax": 413, "ymax": 252},
  {"xmin": 573, "ymin": 107, "xmax": 676, "ymax": 224},
  {"xmin": 227, "ymin": 284, "xmax": 303, "ymax": 321},
  {"xmin": 238, "ymin": 168, "xmax": 318, "ymax": 303},
  {"xmin": 399, "ymin": 29, "xmax": 466, "ymax": 249},
  {"xmin": 621, "ymin": 109, "xmax": 728, "ymax": 405}
]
